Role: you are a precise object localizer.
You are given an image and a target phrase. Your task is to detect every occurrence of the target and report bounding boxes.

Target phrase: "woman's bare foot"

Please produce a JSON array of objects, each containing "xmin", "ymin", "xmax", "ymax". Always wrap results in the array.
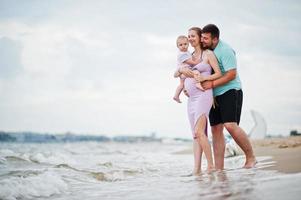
[
  {"xmin": 173, "ymin": 97, "xmax": 182, "ymax": 103},
  {"xmin": 196, "ymin": 83, "xmax": 205, "ymax": 91},
  {"xmin": 206, "ymin": 165, "xmax": 215, "ymax": 173},
  {"xmin": 243, "ymin": 157, "xmax": 257, "ymax": 168},
  {"xmin": 193, "ymin": 170, "xmax": 201, "ymax": 176}
]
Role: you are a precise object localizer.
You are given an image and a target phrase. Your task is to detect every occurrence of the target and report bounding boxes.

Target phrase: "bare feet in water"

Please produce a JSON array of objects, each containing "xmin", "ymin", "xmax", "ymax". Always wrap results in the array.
[
  {"xmin": 173, "ymin": 97, "xmax": 182, "ymax": 103},
  {"xmin": 206, "ymin": 165, "xmax": 215, "ymax": 173},
  {"xmin": 243, "ymin": 157, "xmax": 257, "ymax": 168},
  {"xmin": 193, "ymin": 169, "xmax": 201, "ymax": 176}
]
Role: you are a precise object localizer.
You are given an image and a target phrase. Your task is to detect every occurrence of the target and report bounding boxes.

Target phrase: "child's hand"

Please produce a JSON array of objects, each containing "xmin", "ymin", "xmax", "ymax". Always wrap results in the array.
[
  {"xmin": 195, "ymin": 75, "xmax": 205, "ymax": 82},
  {"xmin": 193, "ymin": 71, "xmax": 205, "ymax": 82}
]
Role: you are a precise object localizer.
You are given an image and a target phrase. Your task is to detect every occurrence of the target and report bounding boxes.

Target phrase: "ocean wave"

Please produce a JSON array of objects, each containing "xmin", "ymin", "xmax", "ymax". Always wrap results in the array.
[
  {"xmin": 90, "ymin": 169, "xmax": 142, "ymax": 182},
  {"xmin": 97, "ymin": 162, "xmax": 113, "ymax": 168},
  {"xmin": 54, "ymin": 163, "xmax": 141, "ymax": 182},
  {"xmin": 0, "ymin": 149, "xmax": 77, "ymax": 166},
  {"xmin": 55, "ymin": 163, "xmax": 81, "ymax": 171},
  {"xmin": 0, "ymin": 149, "xmax": 15, "ymax": 157},
  {"xmin": 0, "ymin": 171, "xmax": 68, "ymax": 200},
  {"xmin": 1, "ymin": 170, "xmax": 44, "ymax": 179},
  {"xmin": 28, "ymin": 152, "xmax": 76, "ymax": 165},
  {"xmin": 5, "ymin": 156, "xmax": 30, "ymax": 163},
  {"xmin": 0, "ymin": 149, "xmax": 32, "ymax": 164},
  {"xmin": 0, "ymin": 156, "xmax": 6, "ymax": 164}
]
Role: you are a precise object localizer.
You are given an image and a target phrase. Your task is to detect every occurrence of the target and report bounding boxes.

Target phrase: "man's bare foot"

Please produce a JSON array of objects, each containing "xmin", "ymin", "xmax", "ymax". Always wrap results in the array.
[
  {"xmin": 173, "ymin": 97, "xmax": 182, "ymax": 103},
  {"xmin": 243, "ymin": 157, "xmax": 257, "ymax": 168},
  {"xmin": 196, "ymin": 83, "xmax": 205, "ymax": 91}
]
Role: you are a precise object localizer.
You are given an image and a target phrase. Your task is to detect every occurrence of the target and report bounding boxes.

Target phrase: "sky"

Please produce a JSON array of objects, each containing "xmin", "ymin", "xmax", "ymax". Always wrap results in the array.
[{"xmin": 0, "ymin": 0, "xmax": 300, "ymax": 138}]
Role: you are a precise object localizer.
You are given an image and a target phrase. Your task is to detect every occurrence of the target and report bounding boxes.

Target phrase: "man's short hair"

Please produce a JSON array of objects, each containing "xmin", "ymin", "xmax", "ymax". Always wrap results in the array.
[{"xmin": 202, "ymin": 24, "xmax": 220, "ymax": 39}]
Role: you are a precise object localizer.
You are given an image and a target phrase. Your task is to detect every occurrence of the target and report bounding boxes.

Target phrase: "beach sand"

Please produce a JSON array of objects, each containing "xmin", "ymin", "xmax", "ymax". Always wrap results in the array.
[
  {"xmin": 251, "ymin": 136, "xmax": 301, "ymax": 173},
  {"xmin": 175, "ymin": 136, "xmax": 301, "ymax": 174}
]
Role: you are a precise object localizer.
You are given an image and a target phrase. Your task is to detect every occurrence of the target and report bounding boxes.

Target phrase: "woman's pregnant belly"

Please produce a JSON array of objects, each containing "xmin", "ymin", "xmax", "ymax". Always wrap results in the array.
[{"xmin": 184, "ymin": 77, "xmax": 212, "ymax": 97}]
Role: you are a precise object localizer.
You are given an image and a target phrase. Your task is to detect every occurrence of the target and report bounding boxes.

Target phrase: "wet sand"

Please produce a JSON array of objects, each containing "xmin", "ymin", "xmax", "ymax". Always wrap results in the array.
[{"xmin": 251, "ymin": 136, "xmax": 301, "ymax": 173}]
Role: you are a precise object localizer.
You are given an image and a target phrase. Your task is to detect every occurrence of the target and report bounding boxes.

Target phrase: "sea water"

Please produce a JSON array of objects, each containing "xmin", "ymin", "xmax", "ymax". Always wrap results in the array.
[{"xmin": 0, "ymin": 142, "xmax": 300, "ymax": 200}]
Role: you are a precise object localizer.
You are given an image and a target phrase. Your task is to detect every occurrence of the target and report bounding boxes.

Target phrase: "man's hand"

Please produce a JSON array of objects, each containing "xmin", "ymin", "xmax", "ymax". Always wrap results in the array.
[{"xmin": 201, "ymin": 80, "xmax": 214, "ymax": 90}]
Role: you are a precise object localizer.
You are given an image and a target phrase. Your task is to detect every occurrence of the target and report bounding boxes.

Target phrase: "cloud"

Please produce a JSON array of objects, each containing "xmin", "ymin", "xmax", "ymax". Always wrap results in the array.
[{"xmin": 0, "ymin": 37, "xmax": 23, "ymax": 79}]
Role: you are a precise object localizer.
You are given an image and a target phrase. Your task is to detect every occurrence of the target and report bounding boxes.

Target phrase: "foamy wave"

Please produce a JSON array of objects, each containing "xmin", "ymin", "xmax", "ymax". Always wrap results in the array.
[
  {"xmin": 0, "ymin": 149, "xmax": 32, "ymax": 164},
  {"xmin": 29, "ymin": 152, "xmax": 76, "ymax": 165},
  {"xmin": 0, "ymin": 149, "xmax": 15, "ymax": 157},
  {"xmin": 90, "ymin": 169, "xmax": 141, "ymax": 182},
  {"xmin": 54, "ymin": 163, "xmax": 141, "ymax": 182},
  {"xmin": 0, "ymin": 156, "xmax": 6, "ymax": 164},
  {"xmin": 0, "ymin": 171, "xmax": 68, "ymax": 200}
]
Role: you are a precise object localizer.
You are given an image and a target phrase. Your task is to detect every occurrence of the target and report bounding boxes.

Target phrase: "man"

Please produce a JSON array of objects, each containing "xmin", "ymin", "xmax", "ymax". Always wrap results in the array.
[{"xmin": 201, "ymin": 24, "xmax": 256, "ymax": 169}]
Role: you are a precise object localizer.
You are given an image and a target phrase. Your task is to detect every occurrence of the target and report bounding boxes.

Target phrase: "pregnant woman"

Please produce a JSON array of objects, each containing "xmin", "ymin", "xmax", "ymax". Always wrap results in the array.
[{"xmin": 178, "ymin": 27, "xmax": 221, "ymax": 174}]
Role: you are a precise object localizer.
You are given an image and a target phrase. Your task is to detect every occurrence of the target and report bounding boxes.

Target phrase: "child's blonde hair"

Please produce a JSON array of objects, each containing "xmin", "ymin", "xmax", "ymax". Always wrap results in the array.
[{"xmin": 176, "ymin": 35, "xmax": 188, "ymax": 47}]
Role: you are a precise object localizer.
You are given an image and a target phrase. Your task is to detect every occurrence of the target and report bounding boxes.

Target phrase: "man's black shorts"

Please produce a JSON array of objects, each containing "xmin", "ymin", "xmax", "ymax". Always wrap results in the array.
[{"xmin": 209, "ymin": 89, "xmax": 243, "ymax": 126}]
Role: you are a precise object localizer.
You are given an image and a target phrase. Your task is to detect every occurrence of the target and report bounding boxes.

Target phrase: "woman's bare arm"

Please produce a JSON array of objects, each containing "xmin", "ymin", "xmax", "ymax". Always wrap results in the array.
[
  {"xmin": 201, "ymin": 51, "xmax": 236, "ymax": 90},
  {"xmin": 203, "ymin": 51, "xmax": 222, "ymax": 81}
]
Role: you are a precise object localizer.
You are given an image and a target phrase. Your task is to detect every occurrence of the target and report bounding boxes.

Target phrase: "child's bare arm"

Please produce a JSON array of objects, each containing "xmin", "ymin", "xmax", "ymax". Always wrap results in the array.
[
  {"xmin": 183, "ymin": 58, "xmax": 200, "ymax": 66},
  {"xmin": 179, "ymin": 67, "xmax": 194, "ymax": 78}
]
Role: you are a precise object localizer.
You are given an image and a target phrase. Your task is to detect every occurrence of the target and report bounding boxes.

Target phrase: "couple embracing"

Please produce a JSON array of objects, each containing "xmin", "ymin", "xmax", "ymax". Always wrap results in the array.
[{"xmin": 174, "ymin": 24, "xmax": 256, "ymax": 174}]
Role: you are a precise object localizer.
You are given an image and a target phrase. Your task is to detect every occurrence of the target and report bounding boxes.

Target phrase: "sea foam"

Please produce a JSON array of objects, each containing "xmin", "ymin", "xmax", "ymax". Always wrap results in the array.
[{"xmin": 0, "ymin": 171, "xmax": 68, "ymax": 200}]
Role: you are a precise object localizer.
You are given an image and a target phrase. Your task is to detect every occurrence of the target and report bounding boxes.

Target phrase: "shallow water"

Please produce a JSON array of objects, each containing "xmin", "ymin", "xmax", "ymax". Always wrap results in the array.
[{"xmin": 0, "ymin": 142, "xmax": 300, "ymax": 200}]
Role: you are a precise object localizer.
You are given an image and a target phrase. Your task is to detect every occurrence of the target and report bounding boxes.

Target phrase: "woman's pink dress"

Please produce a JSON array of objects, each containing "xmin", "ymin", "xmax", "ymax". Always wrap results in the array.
[{"xmin": 184, "ymin": 61, "xmax": 213, "ymax": 139}]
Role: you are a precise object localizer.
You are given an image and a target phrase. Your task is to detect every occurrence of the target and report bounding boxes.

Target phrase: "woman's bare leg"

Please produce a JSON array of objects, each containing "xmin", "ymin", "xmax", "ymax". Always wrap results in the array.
[
  {"xmin": 193, "ymin": 138, "xmax": 202, "ymax": 175},
  {"xmin": 195, "ymin": 115, "xmax": 215, "ymax": 171}
]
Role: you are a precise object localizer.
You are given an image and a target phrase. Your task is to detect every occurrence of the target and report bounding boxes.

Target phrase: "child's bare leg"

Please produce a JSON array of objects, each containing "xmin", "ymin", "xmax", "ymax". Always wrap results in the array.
[
  {"xmin": 173, "ymin": 78, "xmax": 185, "ymax": 103},
  {"xmin": 193, "ymin": 71, "xmax": 205, "ymax": 91}
]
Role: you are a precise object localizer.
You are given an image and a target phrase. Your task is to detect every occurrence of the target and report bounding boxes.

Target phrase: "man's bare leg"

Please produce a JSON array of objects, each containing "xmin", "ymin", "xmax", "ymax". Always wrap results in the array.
[
  {"xmin": 211, "ymin": 124, "xmax": 225, "ymax": 170},
  {"xmin": 224, "ymin": 122, "xmax": 257, "ymax": 168}
]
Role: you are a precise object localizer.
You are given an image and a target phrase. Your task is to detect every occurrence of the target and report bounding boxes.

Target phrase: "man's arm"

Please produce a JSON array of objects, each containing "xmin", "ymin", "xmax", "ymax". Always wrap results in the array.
[{"xmin": 201, "ymin": 69, "xmax": 236, "ymax": 89}]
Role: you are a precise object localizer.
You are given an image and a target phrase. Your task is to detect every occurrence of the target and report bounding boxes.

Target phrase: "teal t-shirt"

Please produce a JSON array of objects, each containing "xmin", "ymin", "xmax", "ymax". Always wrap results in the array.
[{"xmin": 213, "ymin": 40, "xmax": 241, "ymax": 97}]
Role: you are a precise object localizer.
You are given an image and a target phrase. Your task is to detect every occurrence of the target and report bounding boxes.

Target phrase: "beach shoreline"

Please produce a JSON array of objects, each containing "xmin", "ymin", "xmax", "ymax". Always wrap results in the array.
[{"xmin": 174, "ymin": 136, "xmax": 301, "ymax": 174}]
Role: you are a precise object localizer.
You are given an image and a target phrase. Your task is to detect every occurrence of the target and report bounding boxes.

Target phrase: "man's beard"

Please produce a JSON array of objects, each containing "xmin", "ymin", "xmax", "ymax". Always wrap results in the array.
[{"xmin": 202, "ymin": 44, "xmax": 212, "ymax": 50}]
